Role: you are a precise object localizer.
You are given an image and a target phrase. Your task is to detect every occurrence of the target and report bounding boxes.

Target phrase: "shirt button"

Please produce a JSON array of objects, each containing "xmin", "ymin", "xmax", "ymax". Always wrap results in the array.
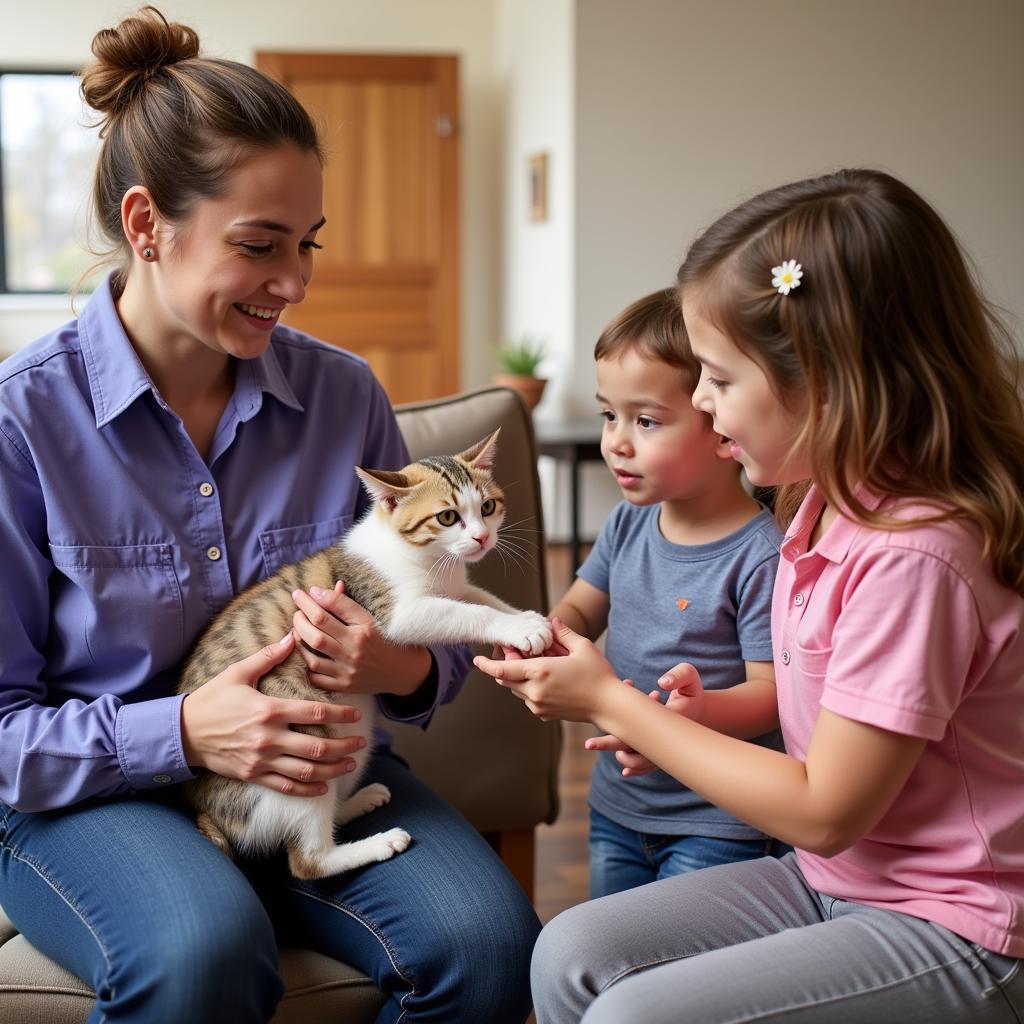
[
  {"xmin": 794, "ymin": 593, "xmax": 805, "ymax": 606},
  {"xmin": 199, "ymin": 482, "xmax": 214, "ymax": 497},
  {"xmin": 207, "ymin": 546, "xmax": 222, "ymax": 561},
  {"xmin": 152, "ymin": 774, "xmax": 172, "ymax": 785},
  {"xmin": 781, "ymin": 650, "xmax": 791, "ymax": 666}
]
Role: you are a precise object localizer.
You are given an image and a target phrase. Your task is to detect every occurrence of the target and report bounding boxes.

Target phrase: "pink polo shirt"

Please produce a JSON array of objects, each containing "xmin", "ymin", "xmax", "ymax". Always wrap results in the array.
[{"xmin": 774, "ymin": 485, "xmax": 1024, "ymax": 957}]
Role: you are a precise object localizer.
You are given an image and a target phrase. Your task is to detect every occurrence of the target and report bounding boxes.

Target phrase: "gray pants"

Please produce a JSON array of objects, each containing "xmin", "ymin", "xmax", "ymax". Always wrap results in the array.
[{"xmin": 532, "ymin": 853, "xmax": 1023, "ymax": 1023}]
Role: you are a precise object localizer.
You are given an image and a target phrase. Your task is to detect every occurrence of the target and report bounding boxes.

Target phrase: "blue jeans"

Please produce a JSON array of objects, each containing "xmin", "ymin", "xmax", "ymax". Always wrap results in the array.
[
  {"xmin": 0, "ymin": 750, "xmax": 539, "ymax": 1023},
  {"xmin": 588, "ymin": 806, "xmax": 782, "ymax": 899}
]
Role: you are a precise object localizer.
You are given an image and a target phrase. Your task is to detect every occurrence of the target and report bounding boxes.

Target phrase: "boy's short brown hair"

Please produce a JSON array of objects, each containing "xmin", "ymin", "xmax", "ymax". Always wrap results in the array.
[{"xmin": 594, "ymin": 287, "xmax": 700, "ymax": 391}]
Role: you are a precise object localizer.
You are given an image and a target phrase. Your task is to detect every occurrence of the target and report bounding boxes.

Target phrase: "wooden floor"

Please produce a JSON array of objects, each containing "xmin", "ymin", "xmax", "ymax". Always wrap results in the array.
[{"xmin": 534, "ymin": 544, "xmax": 597, "ymax": 924}]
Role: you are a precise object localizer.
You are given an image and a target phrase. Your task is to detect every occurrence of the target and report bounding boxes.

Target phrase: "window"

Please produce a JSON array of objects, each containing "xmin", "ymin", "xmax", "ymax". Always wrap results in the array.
[{"xmin": 0, "ymin": 70, "xmax": 101, "ymax": 294}]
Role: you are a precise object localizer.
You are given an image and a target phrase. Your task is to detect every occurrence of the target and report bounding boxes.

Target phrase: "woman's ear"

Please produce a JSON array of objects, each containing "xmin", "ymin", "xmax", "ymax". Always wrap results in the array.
[{"xmin": 121, "ymin": 186, "xmax": 161, "ymax": 262}]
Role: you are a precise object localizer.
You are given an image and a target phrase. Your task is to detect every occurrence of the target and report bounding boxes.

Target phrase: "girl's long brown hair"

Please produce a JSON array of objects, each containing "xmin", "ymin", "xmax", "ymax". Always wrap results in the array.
[{"xmin": 677, "ymin": 168, "xmax": 1024, "ymax": 594}]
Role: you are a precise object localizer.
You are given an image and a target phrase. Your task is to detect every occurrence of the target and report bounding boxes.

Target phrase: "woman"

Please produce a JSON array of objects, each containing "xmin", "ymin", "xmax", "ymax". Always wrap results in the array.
[{"xmin": 0, "ymin": 8, "xmax": 538, "ymax": 1023}]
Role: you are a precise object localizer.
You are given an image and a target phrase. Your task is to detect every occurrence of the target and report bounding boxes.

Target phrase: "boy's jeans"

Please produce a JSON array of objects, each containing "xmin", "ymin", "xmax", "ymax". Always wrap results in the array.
[{"xmin": 588, "ymin": 805, "xmax": 788, "ymax": 899}]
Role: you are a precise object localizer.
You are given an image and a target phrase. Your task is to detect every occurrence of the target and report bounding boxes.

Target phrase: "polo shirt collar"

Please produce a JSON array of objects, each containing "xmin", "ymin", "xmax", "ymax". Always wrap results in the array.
[
  {"xmin": 781, "ymin": 481, "xmax": 887, "ymax": 564},
  {"xmin": 79, "ymin": 277, "xmax": 304, "ymax": 428}
]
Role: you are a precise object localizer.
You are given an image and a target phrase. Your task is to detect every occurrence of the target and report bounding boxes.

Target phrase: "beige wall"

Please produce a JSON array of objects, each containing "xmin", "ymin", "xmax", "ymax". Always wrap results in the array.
[
  {"xmin": 563, "ymin": 0, "xmax": 1024, "ymax": 537},
  {"xmin": 0, "ymin": 0, "xmax": 503, "ymax": 390}
]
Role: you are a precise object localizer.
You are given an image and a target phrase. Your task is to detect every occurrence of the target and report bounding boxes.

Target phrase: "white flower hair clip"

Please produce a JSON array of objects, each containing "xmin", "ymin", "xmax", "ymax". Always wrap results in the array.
[{"xmin": 771, "ymin": 259, "xmax": 803, "ymax": 296}]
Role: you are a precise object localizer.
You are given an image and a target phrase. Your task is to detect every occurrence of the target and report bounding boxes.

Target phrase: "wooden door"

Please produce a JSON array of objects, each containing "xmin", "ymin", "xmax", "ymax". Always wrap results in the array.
[{"xmin": 256, "ymin": 53, "xmax": 460, "ymax": 403}]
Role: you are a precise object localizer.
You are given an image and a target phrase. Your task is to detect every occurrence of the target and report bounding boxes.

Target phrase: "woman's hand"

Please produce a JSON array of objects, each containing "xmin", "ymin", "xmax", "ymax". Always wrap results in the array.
[
  {"xmin": 292, "ymin": 581, "xmax": 432, "ymax": 697},
  {"xmin": 180, "ymin": 633, "xmax": 366, "ymax": 797},
  {"xmin": 473, "ymin": 619, "xmax": 621, "ymax": 722},
  {"xmin": 586, "ymin": 663, "xmax": 705, "ymax": 776}
]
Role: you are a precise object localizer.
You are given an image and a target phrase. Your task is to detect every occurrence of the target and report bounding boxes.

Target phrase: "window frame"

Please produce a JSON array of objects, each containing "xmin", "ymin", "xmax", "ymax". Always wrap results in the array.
[{"xmin": 0, "ymin": 66, "xmax": 94, "ymax": 296}]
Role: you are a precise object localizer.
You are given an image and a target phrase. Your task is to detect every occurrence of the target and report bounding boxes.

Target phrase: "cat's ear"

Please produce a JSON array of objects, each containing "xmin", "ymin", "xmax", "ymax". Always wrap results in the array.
[
  {"xmin": 356, "ymin": 467, "xmax": 421, "ymax": 513},
  {"xmin": 457, "ymin": 428, "xmax": 500, "ymax": 471}
]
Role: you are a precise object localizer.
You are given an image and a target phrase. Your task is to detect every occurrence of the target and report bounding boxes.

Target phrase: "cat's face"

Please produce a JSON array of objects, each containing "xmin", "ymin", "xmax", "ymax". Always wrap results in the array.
[{"xmin": 357, "ymin": 431, "xmax": 506, "ymax": 564}]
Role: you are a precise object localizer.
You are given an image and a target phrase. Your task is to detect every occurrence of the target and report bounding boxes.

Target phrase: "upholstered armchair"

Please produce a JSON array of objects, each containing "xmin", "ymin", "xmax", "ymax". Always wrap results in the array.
[{"xmin": 0, "ymin": 386, "xmax": 561, "ymax": 1023}]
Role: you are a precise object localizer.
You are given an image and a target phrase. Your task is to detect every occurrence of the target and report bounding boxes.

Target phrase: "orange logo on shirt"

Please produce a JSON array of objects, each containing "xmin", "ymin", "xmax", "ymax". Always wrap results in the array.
[{"xmin": 676, "ymin": 598, "xmax": 689, "ymax": 612}]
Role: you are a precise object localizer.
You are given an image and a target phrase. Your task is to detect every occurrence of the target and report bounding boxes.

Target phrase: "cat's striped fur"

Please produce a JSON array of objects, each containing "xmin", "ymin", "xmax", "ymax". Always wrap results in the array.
[{"xmin": 177, "ymin": 430, "xmax": 552, "ymax": 878}]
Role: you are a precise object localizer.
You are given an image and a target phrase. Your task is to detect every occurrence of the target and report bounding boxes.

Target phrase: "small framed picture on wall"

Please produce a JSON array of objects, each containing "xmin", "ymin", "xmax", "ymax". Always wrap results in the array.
[{"xmin": 529, "ymin": 152, "xmax": 549, "ymax": 222}]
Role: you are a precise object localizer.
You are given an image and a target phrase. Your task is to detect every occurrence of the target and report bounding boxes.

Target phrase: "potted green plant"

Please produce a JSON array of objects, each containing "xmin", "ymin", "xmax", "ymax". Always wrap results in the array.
[{"xmin": 492, "ymin": 335, "xmax": 548, "ymax": 411}]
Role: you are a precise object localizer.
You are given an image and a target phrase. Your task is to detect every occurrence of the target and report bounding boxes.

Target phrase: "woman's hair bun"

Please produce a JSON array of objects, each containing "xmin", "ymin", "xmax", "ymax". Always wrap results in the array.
[{"xmin": 81, "ymin": 6, "xmax": 200, "ymax": 118}]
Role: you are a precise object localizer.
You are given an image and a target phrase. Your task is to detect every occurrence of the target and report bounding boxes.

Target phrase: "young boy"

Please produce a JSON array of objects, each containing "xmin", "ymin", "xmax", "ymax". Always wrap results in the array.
[{"xmin": 552, "ymin": 288, "xmax": 784, "ymax": 898}]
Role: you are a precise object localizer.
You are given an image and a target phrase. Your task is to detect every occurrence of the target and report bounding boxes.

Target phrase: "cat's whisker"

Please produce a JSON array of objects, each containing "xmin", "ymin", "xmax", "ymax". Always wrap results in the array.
[
  {"xmin": 498, "ymin": 533, "xmax": 539, "ymax": 560},
  {"xmin": 492, "ymin": 543, "xmax": 512, "ymax": 578},
  {"xmin": 495, "ymin": 538, "xmax": 536, "ymax": 574},
  {"xmin": 498, "ymin": 531, "xmax": 542, "ymax": 549},
  {"xmin": 499, "ymin": 514, "xmax": 539, "ymax": 532}
]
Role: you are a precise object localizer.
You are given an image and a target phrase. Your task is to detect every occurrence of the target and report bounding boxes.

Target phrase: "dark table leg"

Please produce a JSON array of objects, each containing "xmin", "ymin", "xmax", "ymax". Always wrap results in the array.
[{"xmin": 570, "ymin": 444, "xmax": 582, "ymax": 573}]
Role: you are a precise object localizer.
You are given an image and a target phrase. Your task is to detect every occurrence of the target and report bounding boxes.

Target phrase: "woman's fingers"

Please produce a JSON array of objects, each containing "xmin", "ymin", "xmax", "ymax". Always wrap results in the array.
[
  {"xmin": 272, "ymin": 696, "xmax": 363, "ymax": 727},
  {"xmin": 291, "ymin": 593, "xmax": 342, "ymax": 657},
  {"xmin": 228, "ymin": 631, "xmax": 298, "ymax": 685},
  {"xmin": 274, "ymin": 729, "xmax": 367, "ymax": 764}
]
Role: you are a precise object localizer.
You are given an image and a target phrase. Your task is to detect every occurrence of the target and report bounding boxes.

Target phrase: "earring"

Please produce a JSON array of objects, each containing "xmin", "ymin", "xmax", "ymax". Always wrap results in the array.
[{"xmin": 142, "ymin": 247, "xmax": 155, "ymax": 260}]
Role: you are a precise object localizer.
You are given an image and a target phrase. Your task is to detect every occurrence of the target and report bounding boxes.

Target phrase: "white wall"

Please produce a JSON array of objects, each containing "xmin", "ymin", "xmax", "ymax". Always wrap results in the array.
[
  {"xmin": 496, "ymin": 0, "xmax": 577, "ymax": 541},
  {"xmin": 496, "ymin": 0, "xmax": 575, "ymax": 417},
  {"xmin": 561, "ymin": 0, "xmax": 1024, "ymax": 541},
  {"xmin": 0, "ymin": 0, "xmax": 502, "ymax": 390}
]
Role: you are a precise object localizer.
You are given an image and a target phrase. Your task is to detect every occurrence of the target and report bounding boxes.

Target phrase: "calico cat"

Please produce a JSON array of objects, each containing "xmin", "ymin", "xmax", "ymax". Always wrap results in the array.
[{"xmin": 177, "ymin": 430, "xmax": 552, "ymax": 879}]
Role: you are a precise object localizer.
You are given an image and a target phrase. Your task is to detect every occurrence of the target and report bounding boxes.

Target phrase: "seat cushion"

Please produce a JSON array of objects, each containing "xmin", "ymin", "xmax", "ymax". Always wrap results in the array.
[{"xmin": 0, "ymin": 910, "xmax": 383, "ymax": 1024}]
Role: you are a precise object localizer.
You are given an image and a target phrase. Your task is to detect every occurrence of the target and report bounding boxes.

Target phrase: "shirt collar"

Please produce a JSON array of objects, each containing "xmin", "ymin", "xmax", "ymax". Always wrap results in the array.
[
  {"xmin": 781, "ymin": 481, "xmax": 888, "ymax": 564},
  {"xmin": 79, "ymin": 277, "xmax": 157, "ymax": 428},
  {"xmin": 79, "ymin": 276, "xmax": 304, "ymax": 428}
]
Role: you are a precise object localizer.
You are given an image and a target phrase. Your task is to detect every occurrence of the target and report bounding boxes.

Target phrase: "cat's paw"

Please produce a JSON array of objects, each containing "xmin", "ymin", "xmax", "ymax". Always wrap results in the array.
[
  {"xmin": 366, "ymin": 827, "xmax": 413, "ymax": 861},
  {"xmin": 495, "ymin": 611, "xmax": 553, "ymax": 656},
  {"xmin": 352, "ymin": 783, "xmax": 391, "ymax": 813}
]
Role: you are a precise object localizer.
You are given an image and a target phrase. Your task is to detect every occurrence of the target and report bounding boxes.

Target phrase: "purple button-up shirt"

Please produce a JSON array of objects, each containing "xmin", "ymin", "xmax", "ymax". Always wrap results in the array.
[{"xmin": 0, "ymin": 279, "xmax": 469, "ymax": 812}]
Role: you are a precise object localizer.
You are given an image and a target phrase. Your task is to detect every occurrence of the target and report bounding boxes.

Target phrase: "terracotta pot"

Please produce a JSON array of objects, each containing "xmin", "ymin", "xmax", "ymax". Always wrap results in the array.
[{"xmin": 492, "ymin": 373, "xmax": 548, "ymax": 412}]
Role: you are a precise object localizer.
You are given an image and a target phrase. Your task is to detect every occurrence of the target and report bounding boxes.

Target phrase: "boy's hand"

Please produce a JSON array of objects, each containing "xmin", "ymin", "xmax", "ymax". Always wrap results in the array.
[
  {"xmin": 585, "ymin": 663, "xmax": 705, "ymax": 777},
  {"xmin": 657, "ymin": 662, "xmax": 705, "ymax": 722}
]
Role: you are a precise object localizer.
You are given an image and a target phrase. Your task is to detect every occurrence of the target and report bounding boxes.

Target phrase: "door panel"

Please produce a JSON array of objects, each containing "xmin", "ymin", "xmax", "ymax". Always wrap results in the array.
[{"xmin": 256, "ymin": 53, "xmax": 459, "ymax": 404}]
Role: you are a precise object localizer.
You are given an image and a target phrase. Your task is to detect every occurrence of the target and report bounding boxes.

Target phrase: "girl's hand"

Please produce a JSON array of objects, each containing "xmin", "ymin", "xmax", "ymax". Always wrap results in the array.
[
  {"xmin": 292, "ymin": 582, "xmax": 432, "ymax": 697},
  {"xmin": 180, "ymin": 633, "xmax": 367, "ymax": 797},
  {"xmin": 586, "ymin": 663, "xmax": 705, "ymax": 777},
  {"xmin": 473, "ymin": 618, "xmax": 620, "ymax": 722}
]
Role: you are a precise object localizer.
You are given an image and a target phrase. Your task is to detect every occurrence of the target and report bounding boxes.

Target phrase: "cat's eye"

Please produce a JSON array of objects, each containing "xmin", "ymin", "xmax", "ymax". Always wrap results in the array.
[
  {"xmin": 481, "ymin": 498, "xmax": 496, "ymax": 516},
  {"xmin": 436, "ymin": 509, "xmax": 460, "ymax": 527}
]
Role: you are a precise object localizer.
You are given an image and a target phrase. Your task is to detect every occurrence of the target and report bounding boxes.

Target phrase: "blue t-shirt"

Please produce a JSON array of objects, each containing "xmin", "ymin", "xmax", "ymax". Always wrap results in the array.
[{"xmin": 580, "ymin": 501, "xmax": 783, "ymax": 838}]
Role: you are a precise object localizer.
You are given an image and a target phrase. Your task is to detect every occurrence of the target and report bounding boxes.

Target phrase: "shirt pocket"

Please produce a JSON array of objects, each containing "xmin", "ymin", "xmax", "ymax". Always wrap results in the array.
[
  {"xmin": 793, "ymin": 642, "xmax": 832, "ymax": 680},
  {"xmin": 258, "ymin": 515, "xmax": 353, "ymax": 578},
  {"xmin": 48, "ymin": 543, "xmax": 185, "ymax": 672}
]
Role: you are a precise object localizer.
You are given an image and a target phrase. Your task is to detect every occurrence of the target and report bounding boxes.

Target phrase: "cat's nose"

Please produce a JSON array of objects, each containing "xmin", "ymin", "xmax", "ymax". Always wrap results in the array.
[{"xmin": 472, "ymin": 533, "xmax": 489, "ymax": 548}]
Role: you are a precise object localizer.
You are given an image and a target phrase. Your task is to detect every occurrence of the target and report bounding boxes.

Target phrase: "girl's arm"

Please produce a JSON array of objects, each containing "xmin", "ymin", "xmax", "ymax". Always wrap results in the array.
[
  {"xmin": 476, "ymin": 622, "xmax": 925, "ymax": 856},
  {"xmin": 588, "ymin": 659, "xmax": 778, "ymax": 776}
]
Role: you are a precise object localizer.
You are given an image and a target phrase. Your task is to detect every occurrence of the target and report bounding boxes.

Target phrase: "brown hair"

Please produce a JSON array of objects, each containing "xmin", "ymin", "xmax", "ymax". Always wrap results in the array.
[
  {"xmin": 678, "ymin": 168, "xmax": 1024, "ymax": 593},
  {"xmin": 594, "ymin": 287, "xmax": 699, "ymax": 390},
  {"xmin": 80, "ymin": 6, "xmax": 322, "ymax": 293}
]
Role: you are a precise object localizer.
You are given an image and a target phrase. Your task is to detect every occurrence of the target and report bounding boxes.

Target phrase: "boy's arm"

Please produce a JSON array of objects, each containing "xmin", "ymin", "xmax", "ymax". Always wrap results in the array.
[
  {"xmin": 682, "ymin": 660, "xmax": 779, "ymax": 739},
  {"xmin": 550, "ymin": 578, "xmax": 609, "ymax": 641}
]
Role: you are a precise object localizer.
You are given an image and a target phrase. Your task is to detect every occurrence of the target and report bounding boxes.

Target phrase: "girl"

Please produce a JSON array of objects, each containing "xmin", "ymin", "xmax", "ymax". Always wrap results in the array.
[
  {"xmin": 476, "ymin": 168, "xmax": 1024, "ymax": 1022},
  {"xmin": 0, "ymin": 8, "xmax": 538, "ymax": 1023}
]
